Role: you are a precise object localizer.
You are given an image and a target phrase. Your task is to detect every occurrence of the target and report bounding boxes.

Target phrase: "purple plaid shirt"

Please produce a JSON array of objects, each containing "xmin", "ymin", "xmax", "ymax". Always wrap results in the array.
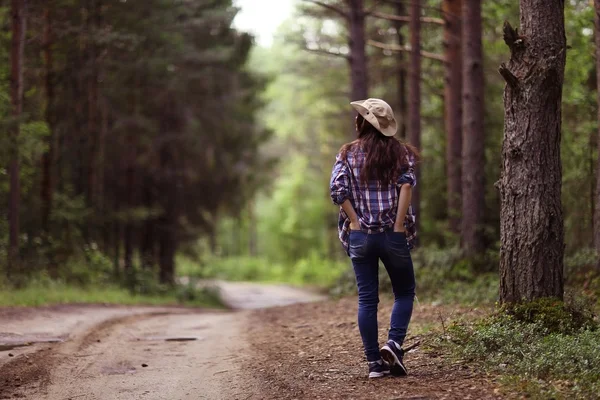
[{"xmin": 330, "ymin": 149, "xmax": 417, "ymax": 253}]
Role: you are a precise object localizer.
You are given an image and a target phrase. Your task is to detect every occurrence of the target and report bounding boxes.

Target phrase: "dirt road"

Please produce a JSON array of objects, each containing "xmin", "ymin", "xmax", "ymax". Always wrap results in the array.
[
  {"xmin": 1, "ymin": 283, "xmax": 502, "ymax": 400},
  {"xmin": 0, "ymin": 282, "xmax": 324, "ymax": 400}
]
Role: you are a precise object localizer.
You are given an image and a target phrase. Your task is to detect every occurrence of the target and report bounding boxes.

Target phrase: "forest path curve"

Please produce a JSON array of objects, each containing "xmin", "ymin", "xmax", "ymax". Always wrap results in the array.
[{"xmin": 0, "ymin": 281, "xmax": 325, "ymax": 400}]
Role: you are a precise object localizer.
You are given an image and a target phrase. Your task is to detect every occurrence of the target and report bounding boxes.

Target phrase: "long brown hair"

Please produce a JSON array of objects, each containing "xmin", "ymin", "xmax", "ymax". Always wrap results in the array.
[{"xmin": 340, "ymin": 115, "xmax": 420, "ymax": 185}]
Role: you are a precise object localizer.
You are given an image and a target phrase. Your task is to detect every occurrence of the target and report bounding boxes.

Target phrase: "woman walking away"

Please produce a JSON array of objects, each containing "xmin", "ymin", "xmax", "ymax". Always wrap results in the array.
[{"xmin": 330, "ymin": 98, "xmax": 419, "ymax": 379}]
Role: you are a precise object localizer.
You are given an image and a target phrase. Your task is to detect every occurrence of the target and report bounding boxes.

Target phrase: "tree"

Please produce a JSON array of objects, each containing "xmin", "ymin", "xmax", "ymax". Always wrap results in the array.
[
  {"xmin": 409, "ymin": 0, "xmax": 422, "ymax": 232},
  {"xmin": 40, "ymin": 2, "xmax": 54, "ymax": 233},
  {"xmin": 498, "ymin": 1, "xmax": 566, "ymax": 302},
  {"xmin": 301, "ymin": 0, "xmax": 369, "ymax": 140},
  {"xmin": 594, "ymin": 0, "xmax": 600, "ymax": 266},
  {"xmin": 443, "ymin": 0, "xmax": 462, "ymax": 233},
  {"xmin": 395, "ymin": 1, "xmax": 407, "ymax": 139},
  {"xmin": 8, "ymin": 0, "xmax": 27, "ymax": 272},
  {"xmin": 461, "ymin": 0, "xmax": 485, "ymax": 256}
]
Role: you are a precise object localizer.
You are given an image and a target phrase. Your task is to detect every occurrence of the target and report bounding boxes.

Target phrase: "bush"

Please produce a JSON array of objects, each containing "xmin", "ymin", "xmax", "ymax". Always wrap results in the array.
[{"xmin": 502, "ymin": 296, "xmax": 597, "ymax": 334}]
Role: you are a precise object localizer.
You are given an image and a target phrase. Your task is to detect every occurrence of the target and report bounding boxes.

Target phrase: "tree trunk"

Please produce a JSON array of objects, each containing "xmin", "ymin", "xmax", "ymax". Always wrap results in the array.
[
  {"xmin": 594, "ymin": 0, "xmax": 600, "ymax": 267},
  {"xmin": 395, "ymin": 1, "xmax": 407, "ymax": 139},
  {"xmin": 443, "ymin": 0, "xmax": 463, "ymax": 234},
  {"xmin": 408, "ymin": 0, "xmax": 422, "ymax": 233},
  {"xmin": 348, "ymin": 0, "xmax": 368, "ymax": 142},
  {"xmin": 498, "ymin": 1, "xmax": 566, "ymax": 303},
  {"xmin": 41, "ymin": 3, "xmax": 54, "ymax": 233},
  {"xmin": 159, "ymin": 222, "xmax": 177, "ymax": 285},
  {"xmin": 461, "ymin": 0, "xmax": 485, "ymax": 256},
  {"xmin": 123, "ymin": 140, "xmax": 137, "ymax": 273},
  {"xmin": 87, "ymin": 0, "xmax": 100, "ymax": 207},
  {"xmin": 8, "ymin": 0, "xmax": 26, "ymax": 273}
]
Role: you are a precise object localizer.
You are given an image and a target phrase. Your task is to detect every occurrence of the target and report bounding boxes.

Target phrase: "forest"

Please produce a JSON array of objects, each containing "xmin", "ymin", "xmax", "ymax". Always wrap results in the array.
[
  {"xmin": 0, "ymin": 0, "xmax": 598, "ymax": 294},
  {"xmin": 1, "ymin": 0, "xmax": 600, "ymax": 398},
  {"xmin": 0, "ymin": 0, "xmax": 599, "ymax": 299}
]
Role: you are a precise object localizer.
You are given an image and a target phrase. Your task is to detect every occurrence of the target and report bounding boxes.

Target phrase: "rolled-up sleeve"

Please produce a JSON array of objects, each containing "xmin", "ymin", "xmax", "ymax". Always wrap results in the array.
[
  {"xmin": 330, "ymin": 154, "xmax": 350, "ymax": 205},
  {"xmin": 397, "ymin": 155, "xmax": 417, "ymax": 187}
]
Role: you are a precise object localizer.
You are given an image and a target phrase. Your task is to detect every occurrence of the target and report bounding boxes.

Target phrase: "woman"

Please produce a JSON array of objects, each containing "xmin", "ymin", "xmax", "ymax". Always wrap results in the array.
[{"xmin": 330, "ymin": 98, "xmax": 418, "ymax": 379}]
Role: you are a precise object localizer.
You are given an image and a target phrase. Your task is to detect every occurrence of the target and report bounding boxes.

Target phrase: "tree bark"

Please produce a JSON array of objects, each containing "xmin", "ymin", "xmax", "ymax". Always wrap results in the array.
[
  {"xmin": 41, "ymin": 3, "xmax": 54, "ymax": 233},
  {"xmin": 8, "ymin": 0, "xmax": 26, "ymax": 273},
  {"xmin": 443, "ymin": 0, "xmax": 462, "ymax": 234},
  {"xmin": 87, "ymin": 0, "xmax": 100, "ymax": 206},
  {"xmin": 408, "ymin": 0, "xmax": 421, "ymax": 233},
  {"xmin": 461, "ymin": 0, "xmax": 485, "ymax": 256},
  {"xmin": 395, "ymin": 1, "xmax": 407, "ymax": 139},
  {"xmin": 348, "ymin": 0, "xmax": 368, "ymax": 141},
  {"xmin": 594, "ymin": 0, "xmax": 600, "ymax": 267},
  {"xmin": 498, "ymin": 2, "xmax": 566, "ymax": 303}
]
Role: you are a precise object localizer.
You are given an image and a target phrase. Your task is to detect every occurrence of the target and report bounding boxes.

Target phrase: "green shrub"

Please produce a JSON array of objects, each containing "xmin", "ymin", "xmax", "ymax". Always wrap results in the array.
[
  {"xmin": 443, "ymin": 298, "xmax": 600, "ymax": 399},
  {"xmin": 502, "ymin": 297, "xmax": 597, "ymax": 334}
]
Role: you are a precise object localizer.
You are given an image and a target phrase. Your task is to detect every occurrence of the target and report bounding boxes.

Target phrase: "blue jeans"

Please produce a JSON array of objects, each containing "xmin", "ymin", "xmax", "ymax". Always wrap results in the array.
[{"xmin": 348, "ymin": 230, "xmax": 416, "ymax": 362}]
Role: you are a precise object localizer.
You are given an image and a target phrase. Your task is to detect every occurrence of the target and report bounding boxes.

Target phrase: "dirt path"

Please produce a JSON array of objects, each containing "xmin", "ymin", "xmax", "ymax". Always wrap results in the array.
[
  {"xmin": 1, "ymin": 284, "xmax": 503, "ymax": 400},
  {"xmin": 246, "ymin": 297, "xmax": 503, "ymax": 400},
  {"xmin": 0, "ymin": 282, "xmax": 323, "ymax": 400}
]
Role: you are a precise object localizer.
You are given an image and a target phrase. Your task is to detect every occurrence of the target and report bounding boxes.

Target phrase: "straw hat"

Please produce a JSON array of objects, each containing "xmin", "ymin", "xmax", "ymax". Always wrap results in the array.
[{"xmin": 350, "ymin": 98, "xmax": 398, "ymax": 137}]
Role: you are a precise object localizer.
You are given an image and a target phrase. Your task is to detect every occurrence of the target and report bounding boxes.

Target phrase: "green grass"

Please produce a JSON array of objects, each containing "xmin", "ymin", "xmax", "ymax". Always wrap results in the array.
[{"xmin": 0, "ymin": 279, "xmax": 225, "ymax": 308}]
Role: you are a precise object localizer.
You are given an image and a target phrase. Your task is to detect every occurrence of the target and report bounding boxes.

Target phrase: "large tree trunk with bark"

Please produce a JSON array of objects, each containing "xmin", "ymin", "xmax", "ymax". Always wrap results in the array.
[
  {"xmin": 461, "ymin": 0, "xmax": 485, "ymax": 256},
  {"xmin": 408, "ymin": 0, "xmax": 422, "ymax": 232},
  {"xmin": 8, "ymin": 0, "xmax": 26, "ymax": 273},
  {"xmin": 594, "ymin": 0, "xmax": 600, "ymax": 267},
  {"xmin": 443, "ymin": 0, "xmax": 462, "ymax": 234},
  {"xmin": 498, "ymin": 1, "xmax": 566, "ymax": 303}
]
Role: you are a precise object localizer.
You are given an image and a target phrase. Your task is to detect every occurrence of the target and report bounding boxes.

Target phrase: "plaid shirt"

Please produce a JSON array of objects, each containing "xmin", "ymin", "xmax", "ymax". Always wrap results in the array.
[{"xmin": 330, "ymin": 149, "xmax": 417, "ymax": 253}]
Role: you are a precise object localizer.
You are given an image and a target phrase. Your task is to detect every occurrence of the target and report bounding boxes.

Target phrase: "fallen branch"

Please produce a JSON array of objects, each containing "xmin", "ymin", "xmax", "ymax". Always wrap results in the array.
[
  {"xmin": 368, "ymin": 39, "xmax": 446, "ymax": 63},
  {"xmin": 403, "ymin": 340, "xmax": 421, "ymax": 352}
]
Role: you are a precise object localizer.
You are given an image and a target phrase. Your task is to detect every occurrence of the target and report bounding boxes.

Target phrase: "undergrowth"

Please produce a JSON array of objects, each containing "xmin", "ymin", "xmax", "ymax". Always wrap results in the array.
[
  {"xmin": 178, "ymin": 252, "xmax": 347, "ymax": 288},
  {"xmin": 440, "ymin": 297, "xmax": 600, "ymax": 399}
]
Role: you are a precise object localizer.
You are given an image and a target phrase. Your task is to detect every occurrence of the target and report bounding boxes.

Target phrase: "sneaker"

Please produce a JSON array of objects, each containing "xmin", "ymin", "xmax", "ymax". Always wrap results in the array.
[
  {"xmin": 380, "ymin": 340, "xmax": 408, "ymax": 376},
  {"xmin": 367, "ymin": 359, "xmax": 390, "ymax": 379}
]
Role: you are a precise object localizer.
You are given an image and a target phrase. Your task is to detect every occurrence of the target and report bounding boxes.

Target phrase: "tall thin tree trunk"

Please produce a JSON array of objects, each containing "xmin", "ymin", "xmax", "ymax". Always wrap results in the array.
[
  {"xmin": 41, "ymin": 4, "xmax": 54, "ymax": 233},
  {"xmin": 443, "ymin": 0, "xmax": 463, "ymax": 234},
  {"xmin": 348, "ymin": 0, "xmax": 368, "ymax": 101},
  {"xmin": 498, "ymin": 1, "xmax": 566, "ymax": 302},
  {"xmin": 396, "ymin": 1, "xmax": 408, "ymax": 139},
  {"xmin": 409, "ymin": 0, "xmax": 422, "ymax": 233},
  {"xmin": 348, "ymin": 0, "xmax": 369, "ymax": 140},
  {"xmin": 87, "ymin": 0, "xmax": 99, "ymax": 206},
  {"xmin": 594, "ymin": 0, "xmax": 600, "ymax": 266},
  {"xmin": 8, "ymin": 0, "xmax": 26, "ymax": 273},
  {"xmin": 461, "ymin": 0, "xmax": 485, "ymax": 256}
]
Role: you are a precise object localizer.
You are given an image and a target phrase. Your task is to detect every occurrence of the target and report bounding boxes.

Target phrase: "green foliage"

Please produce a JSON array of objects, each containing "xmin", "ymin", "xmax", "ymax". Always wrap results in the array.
[
  {"xmin": 0, "ymin": 277, "xmax": 225, "ymax": 308},
  {"xmin": 178, "ymin": 253, "xmax": 346, "ymax": 288},
  {"xmin": 501, "ymin": 297, "xmax": 597, "ymax": 335},
  {"xmin": 444, "ymin": 298, "xmax": 599, "ymax": 399}
]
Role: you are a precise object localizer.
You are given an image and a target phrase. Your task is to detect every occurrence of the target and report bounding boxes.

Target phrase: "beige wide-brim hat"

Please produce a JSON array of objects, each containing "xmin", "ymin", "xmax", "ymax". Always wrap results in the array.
[{"xmin": 351, "ymin": 98, "xmax": 398, "ymax": 137}]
